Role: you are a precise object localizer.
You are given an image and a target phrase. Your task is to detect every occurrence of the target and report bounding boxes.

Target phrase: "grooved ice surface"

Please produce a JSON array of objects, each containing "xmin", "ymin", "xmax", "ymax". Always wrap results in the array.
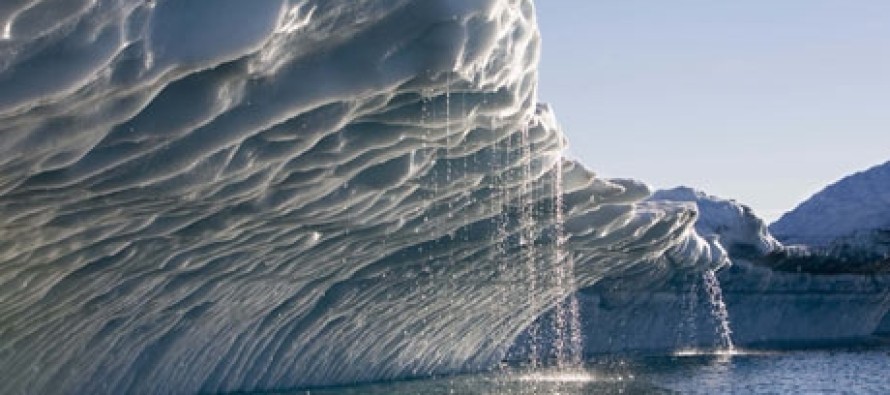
[
  {"xmin": 0, "ymin": 1, "xmax": 721, "ymax": 394},
  {"xmin": 653, "ymin": 187, "xmax": 781, "ymax": 259}
]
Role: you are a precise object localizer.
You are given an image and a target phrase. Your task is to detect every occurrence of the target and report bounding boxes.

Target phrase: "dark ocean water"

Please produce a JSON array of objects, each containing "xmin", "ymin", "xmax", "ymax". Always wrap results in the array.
[{"xmin": 267, "ymin": 344, "xmax": 890, "ymax": 394}]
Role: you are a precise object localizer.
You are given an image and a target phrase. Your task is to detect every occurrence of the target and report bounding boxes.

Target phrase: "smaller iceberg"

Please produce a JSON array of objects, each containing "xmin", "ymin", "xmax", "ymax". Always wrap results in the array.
[{"xmin": 522, "ymin": 180, "xmax": 890, "ymax": 355}]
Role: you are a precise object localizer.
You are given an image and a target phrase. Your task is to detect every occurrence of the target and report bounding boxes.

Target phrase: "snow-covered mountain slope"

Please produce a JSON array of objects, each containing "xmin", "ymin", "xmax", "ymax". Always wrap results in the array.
[
  {"xmin": 771, "ymin": 161, "xmax": 890, "ymax": 247},
  {"xmin": 766, "ymin": 161, "xmax": 890, "ymax": 272},
  {"xmin": 0, "ymin": 1, "xmax": 722, "ymax": 394}
]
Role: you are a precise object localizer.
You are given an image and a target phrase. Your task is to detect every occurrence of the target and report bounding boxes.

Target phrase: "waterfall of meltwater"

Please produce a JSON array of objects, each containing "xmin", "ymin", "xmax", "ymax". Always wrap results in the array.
[
  {"xmin": 552, "ymin": 148, "xmax": 583, "ymax": 367},
  {"xmin": 702, "ymin": 269, "xmax": 736, "ymax": 353},
  {"xmin": 518, "ymin": 123, "xmax": 541, "ymax": 369},
  {"xmin": 675, "ymin": 274, "xmax": 700, "ymax": 351}
]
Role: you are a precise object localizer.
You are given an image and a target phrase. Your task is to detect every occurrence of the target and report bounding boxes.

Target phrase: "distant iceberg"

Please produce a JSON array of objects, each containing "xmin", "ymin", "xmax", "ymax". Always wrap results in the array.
[
  {"xmin": 0, "ymin": 1, "xmax": 722, "ymax": 394},
  {"xmin": 543, "ymin": 184, "xmax": 890, "ymax": 355}
]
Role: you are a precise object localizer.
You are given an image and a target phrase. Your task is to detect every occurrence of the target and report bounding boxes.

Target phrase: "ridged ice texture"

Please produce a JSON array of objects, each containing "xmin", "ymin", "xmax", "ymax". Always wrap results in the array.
[
  {"xmin": 652, "ymin": 187, "xmax": 781, "ymax": 259},
  {"xmin": 0, "ymin": 1, "xmax": 721, "ymax": 394}
]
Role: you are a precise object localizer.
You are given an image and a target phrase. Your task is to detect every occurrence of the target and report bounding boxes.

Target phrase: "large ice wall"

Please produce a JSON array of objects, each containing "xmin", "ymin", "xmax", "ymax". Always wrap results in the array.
[
  {"xmin": 564, "ymin": 270, "xmax": 890, "ymax": 354},
  {"xmin": 0, "ymin": 1, "xmax": 721, "ymax": 394}
]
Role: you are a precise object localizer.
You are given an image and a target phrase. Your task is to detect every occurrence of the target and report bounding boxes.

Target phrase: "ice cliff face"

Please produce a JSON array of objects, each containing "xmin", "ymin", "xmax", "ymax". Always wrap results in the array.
[
  {"xmin": 566, "ymin": 268, "xmax": 890, "ymax": 354},
  {"xmin": 0, "ymin": 1, "xmax": 721, "ymax": 394}
]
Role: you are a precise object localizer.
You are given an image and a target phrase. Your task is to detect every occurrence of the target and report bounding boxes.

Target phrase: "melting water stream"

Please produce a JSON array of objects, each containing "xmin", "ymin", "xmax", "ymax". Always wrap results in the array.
[
  {"xmin": 551, "ymin": 138, "xmax": 583, "ymax": 367},
  {"xmin": 419, "ymin": 78, "xmax": 585, "ymax": 390},
  {"xmin": 518, "ymin": 123, "xmax": 541, "ymax": 368},
  {"xmin": 675, "ymin": 269, "xmax": 737, "ymax": 357},
  {"xmin": 702, "ymin": 269, "xmax": 736, "ymax": 353},
  {"xmin": 675, "ymin": 273, "xmax": 700, "ymax": 350},
  {"xmin": 510, "ymin": 117, "xmax": 584, "ymax": 371},
  {"xmin": 433, "ymin": 80, "xmax": 730, "ymax": 382}
]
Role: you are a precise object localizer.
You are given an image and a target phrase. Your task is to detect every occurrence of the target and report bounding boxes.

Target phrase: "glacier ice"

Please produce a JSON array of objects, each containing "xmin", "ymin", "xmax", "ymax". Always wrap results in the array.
[{"xmin": 0, "ymin": 1, "xmax": 723, "ymax": 394}]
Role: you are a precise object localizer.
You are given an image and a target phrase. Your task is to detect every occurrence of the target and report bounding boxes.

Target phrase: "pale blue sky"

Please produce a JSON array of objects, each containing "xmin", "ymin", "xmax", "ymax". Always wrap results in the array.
[{"xmin": 535, "ymin": 1, "xmax": 890, "ymax": 222}]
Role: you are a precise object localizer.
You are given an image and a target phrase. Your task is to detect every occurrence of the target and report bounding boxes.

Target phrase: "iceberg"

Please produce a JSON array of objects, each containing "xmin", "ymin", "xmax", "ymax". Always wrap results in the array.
[
  {"xmin": 543, "ymin": 186, "xmax": 890, "ymax": 355},
  {"xmin": 0, "ymin": 1, "xmax": 721, "ymax": 393}
]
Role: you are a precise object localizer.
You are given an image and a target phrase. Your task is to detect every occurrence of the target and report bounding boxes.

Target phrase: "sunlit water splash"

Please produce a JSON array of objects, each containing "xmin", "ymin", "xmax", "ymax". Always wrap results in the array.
[
  {"xmin": 297, "ymin": 347, "xmax": 890, "ymax": 394},
  {"xmin": 304, "ymin": 365, "xmax": 643, "ymax": 395}
]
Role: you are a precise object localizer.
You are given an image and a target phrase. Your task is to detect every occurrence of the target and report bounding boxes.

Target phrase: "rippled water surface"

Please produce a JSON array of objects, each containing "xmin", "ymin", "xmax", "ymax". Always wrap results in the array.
[{"xmin": 268, "ymin": 345, "xmax": 890, "ymax": 394}]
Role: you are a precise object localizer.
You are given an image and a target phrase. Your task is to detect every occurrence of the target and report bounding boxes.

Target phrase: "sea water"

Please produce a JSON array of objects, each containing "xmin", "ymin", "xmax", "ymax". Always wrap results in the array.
[{"xmin": 269, "ymin": 344, "xmax": 890, "ymax": 394}]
